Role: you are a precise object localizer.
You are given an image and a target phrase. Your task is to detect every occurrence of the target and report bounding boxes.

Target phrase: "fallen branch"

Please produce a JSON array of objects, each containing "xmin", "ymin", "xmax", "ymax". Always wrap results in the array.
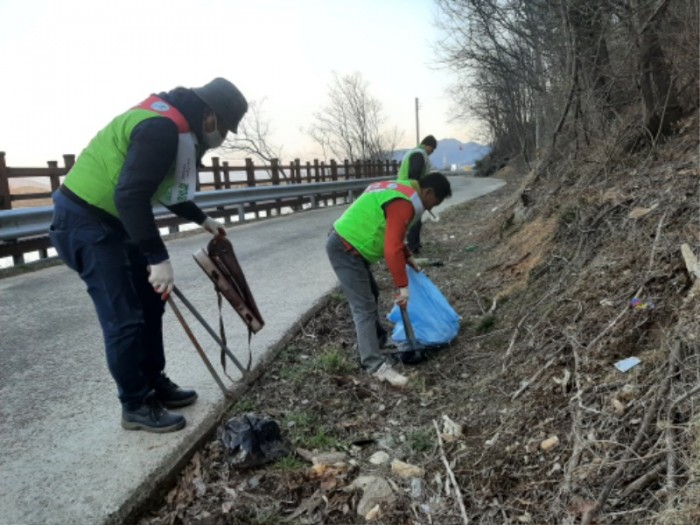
[
  {"xmin": 473, "ymin": 290, "xmax": 486, "ymax": 315},
  {"xmin": 433, "ymin": 419, "xmax": 469, "ymax": 524},
  {"xmin": 664, "ymin": 340, "xmax": 681, "ymax": 494},
  {"xmin": 647, "ymin": 211, "xmax": 668, "ymax": 273},
  {"xmin": 619, "ymin": 460, "xmax": 666, "ymax": 500},
  {"xmin": 511, "ymin": 355, "xmax": 558, "ymax": 401}
]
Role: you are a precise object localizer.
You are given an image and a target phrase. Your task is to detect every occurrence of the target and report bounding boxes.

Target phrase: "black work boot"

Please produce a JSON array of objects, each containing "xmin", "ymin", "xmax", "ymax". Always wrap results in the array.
[
  {"xmin": 153, "ymin": 374, "xmax": 198, "ymax": 409},
  {"xmin": 121, "ymin": 395, "xmax": 186, "ymax": 433}
]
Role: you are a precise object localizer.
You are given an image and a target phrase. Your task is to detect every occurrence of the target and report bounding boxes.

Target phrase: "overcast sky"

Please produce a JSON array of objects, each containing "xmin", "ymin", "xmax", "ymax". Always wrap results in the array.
[{"xmin": 0, "ymin": 0, "xmax": 479, "ymax": 166}]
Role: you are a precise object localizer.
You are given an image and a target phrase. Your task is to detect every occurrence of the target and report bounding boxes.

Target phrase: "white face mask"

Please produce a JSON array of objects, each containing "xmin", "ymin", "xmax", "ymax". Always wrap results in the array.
[{"xmin": 204, "ymin": 115, "xmax": 226, "ymax": 149}]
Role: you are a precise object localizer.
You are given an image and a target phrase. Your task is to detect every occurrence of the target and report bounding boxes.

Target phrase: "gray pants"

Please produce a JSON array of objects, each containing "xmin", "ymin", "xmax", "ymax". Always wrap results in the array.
[{"xmin": 326, "ymin": 231, "xmax": 386, "ymax": 373}]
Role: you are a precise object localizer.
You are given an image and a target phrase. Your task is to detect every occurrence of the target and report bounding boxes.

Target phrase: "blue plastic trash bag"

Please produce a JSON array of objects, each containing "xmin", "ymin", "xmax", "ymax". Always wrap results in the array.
[{"xmin": 387, "ymin": 267, "xmax": 460, "ymax": 346}]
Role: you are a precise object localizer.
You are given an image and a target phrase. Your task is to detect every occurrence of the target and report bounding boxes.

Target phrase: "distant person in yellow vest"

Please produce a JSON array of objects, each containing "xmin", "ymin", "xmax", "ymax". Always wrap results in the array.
[
  {"xmin": 326, "ymin": 173, "xmax": 451, "ymax": 387},
  {"xmin": 397, "ymin": 135, "xmax": 437, "ymax": 254},
  {"xmin": 48, "ymin": 78, "xmax": 248, "ymax": 433}
]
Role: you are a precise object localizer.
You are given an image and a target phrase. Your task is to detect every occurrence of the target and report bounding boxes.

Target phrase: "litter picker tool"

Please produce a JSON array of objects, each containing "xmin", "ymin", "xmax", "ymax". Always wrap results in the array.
[
  {"xmin": 399, "ymin": 304, "xmax": 419, "ymax": 352},
  {"xmin": 168, "ymin": 236, "xmax": 265, "ymax": 396}
]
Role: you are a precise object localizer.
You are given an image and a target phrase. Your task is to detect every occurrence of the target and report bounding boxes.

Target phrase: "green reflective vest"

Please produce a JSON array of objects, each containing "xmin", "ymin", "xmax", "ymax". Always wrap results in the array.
[
  {"xmin": 397, "ymin": 145, "xmax": 431, "ymax": 181},
  {"xmin": 333, "ymin": 180, "xmax": 423, "ymax": 263},
  {"xmin": 63, "ymin": 96, "xmax": 192, "ymax": 217}
]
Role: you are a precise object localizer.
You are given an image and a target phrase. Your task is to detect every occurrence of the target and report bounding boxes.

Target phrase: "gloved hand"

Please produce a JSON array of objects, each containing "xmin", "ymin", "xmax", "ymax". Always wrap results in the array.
[
  {"xmin": 395, "ymin": 287, "xmax": 410, "ymax": 308},
  {"xmin": 407, "ymin": 256, "xmax": 422, "ymax": 272},
  {"xmin": 202, "ymin": 216, "xmax": 226, "ymax": 237},
  {"xmin": 148, "ymin": 260, "xmax": 174, "ymax": 300}
]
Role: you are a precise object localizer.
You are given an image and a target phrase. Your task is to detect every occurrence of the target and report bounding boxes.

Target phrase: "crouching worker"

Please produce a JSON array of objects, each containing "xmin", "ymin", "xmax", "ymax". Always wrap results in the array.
[
  {"xmin": 326, "ymin": 173, "xmax": 452, "ymax": 387},
  {"xmin": 48, "ymin": 78, "xmax": 248, "ymax": 433}
]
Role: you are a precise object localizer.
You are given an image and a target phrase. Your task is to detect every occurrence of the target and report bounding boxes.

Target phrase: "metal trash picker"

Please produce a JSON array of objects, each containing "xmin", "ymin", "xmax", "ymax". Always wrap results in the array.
[{"xmin": 167, "ymin": 237, "xmax": 265, "ymax": 398}]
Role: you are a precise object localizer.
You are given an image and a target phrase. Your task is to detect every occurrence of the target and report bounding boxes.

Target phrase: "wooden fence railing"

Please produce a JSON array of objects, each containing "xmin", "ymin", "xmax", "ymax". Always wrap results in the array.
[
  {"xmin": 0, "ymin": 152, "xmax": 399, "ymax": 267},
  {"xmin": 0, "ymin": 152, "xmax": 399, "ymax": 210}
]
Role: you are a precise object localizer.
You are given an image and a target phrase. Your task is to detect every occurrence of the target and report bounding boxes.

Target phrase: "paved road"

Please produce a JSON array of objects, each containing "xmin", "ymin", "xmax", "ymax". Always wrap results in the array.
[{"xmin": 0, "ymin": 175, "xmax": 505, "ymax": 525}]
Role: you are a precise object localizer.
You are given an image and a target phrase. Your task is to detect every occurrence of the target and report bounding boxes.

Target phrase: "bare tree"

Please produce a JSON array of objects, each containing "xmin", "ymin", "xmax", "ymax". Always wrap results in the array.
[
  {"xmin": 434, "ymin": 0, "xmax": 698, "ymax": 165},
  {"xmin": 308, "ymin": 72, "xmax": 399, "ymax": 162},
  {"xmin": 219, "ymin": 98, "xmax": 288, "ymax": 178}
]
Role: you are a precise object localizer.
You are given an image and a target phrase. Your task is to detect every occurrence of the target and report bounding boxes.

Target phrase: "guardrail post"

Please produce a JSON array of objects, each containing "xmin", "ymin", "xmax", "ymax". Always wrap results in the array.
[
  {"xmin": 0, "ymin": 152, "xmax": 10, "ymax": 210},
  {"xmin": 13, "ymin": 251, "xmax": 25, "ymax": 266}
]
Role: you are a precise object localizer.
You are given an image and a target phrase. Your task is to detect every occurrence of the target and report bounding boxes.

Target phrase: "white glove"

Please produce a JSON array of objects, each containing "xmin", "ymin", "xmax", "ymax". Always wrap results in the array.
[
  {"xmin": 202, "ymin": 216, "xmax": 226, "ymax": 237},
  {"xmin": 148, "ymin": 260, "xmax": 174, "ymax": 300},
  {"xmin": 395, "ymin": 287, "xmax": 410, "ymax": 308}
]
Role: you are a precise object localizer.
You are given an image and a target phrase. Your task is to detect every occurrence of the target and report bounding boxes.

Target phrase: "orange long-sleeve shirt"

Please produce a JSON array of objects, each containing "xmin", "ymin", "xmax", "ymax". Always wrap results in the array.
[{"xmin": 384, "ymin": 199, "xmax": 415, "ymax": 288}]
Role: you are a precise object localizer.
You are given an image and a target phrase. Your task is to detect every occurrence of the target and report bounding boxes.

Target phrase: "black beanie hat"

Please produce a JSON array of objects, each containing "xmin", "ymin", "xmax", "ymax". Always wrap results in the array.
[
  {"xmin": 421, "ymin": 135, "xmax": 437, "ymax": 149},
  {"xmin": 192, "ymin": 78, "xmax": 248, "ymax": 133}
]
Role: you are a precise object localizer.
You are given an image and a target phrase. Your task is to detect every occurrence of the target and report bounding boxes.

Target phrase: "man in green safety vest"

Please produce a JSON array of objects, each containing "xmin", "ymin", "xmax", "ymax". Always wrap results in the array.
[
  {"xmin": 397, "ymin": 135, "xmax": 437, "ymax": 253},
  {"xmin": 326, "ymin": 172, "xmax": 451, "ymax": 387},
  {"xmin": 49, "ymin": 78, "xmax": 247, "ymax": 433}
]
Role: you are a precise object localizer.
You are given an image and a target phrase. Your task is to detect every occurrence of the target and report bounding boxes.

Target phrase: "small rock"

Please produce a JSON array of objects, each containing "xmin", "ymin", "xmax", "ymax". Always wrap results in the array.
[
  {"xmin": 410, "ymin": 478, "xmax": 424, "ymax": 499},
  {"xmin": 391, "ymin": 459, "xmax": 425, "ymax": 478},
  {"xmin": 612, "ymin": 398, "xmax": 625, "ymax": 416},
  {"xmin": 348, "ymin": 475, "xmax": 395, "ymax": 516},
  {"xmin": 540, "ymin": 435, "xmax": 560, "ymax": 451},
  {"xmin": 312, "ymin": 451, "xmax": 347, "ymax": 465},
  {"xmin": 369, "ymin": 451, "xmax": 390, "ymax": 465},
  {"xmin": 365, "ymin": 504, "xmax": 381, "ymax": 521}
]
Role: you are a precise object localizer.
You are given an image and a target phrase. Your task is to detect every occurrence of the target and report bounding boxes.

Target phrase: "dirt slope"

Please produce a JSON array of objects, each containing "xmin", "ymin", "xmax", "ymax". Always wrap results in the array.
[{"xmin": 136, "ymin": 113, "xmax": 700, "ymax": 525}]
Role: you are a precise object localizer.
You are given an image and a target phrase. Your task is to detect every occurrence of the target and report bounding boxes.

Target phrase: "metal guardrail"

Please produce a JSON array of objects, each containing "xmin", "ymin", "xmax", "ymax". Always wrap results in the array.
[{"xmin": 0, "ymin": 176, "xmax": 391, "ymax": 242}]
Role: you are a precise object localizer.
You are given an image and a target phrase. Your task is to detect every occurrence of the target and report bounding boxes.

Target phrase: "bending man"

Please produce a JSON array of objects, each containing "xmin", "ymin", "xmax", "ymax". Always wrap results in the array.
[{"xmin": 326, "ymin": 173, "xmax": 451, "ymax": 387}]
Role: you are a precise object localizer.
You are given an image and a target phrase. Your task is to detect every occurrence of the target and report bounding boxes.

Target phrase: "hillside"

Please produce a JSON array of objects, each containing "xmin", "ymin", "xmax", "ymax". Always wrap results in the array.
[
  {"xmin": 134, "ymin": 110, "xmax": 700, "ymax": 525},
  {"xmin": 393, "ymin": 139, "xmax": 490, "ymax": 170}
]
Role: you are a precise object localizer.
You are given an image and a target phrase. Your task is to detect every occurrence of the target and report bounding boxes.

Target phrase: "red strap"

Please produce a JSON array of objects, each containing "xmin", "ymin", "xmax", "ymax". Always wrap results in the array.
[{"xmin": 133, "ymin": 95, "xmax": 190, "ymax": 133}]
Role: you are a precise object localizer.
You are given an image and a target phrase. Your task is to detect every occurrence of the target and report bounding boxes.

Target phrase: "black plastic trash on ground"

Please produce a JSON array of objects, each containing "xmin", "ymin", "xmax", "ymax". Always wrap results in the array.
[{"xmin": 217, "ymin": 413, "xmax": 291, "ymax": 469}]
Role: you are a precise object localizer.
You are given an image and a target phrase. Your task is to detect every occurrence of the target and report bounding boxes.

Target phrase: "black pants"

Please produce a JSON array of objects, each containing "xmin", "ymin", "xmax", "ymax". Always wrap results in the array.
[
  {"xmin": 407, "ymin": 219, "xmax": 423, "ymax": 253},
  {"xmin": 49, "ymin": 190, "xmax": 166, "ymax": 410}
]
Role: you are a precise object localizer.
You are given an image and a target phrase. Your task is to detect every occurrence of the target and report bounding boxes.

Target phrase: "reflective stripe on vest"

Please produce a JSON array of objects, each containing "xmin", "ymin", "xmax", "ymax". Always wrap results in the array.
[{"xmin": 133, "ymin": 96, "xmax": 198, "ymax": 206}]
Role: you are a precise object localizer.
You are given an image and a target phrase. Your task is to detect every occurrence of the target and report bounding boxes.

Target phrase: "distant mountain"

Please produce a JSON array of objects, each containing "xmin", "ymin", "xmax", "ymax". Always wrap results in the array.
[{"xmin": 392, "ymin": 139, "xmax": 490, "ymax": 170}]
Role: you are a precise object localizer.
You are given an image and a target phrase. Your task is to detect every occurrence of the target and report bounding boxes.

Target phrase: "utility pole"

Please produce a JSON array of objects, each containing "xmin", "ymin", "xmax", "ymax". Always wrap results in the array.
[{"xmin": 415, "ymin": 97, "xmax": 420, "ymax": 145}]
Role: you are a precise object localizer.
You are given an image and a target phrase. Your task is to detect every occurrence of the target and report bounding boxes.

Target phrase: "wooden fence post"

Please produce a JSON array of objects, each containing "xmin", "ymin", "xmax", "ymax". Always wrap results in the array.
[
  {"xmin": 222, "ymin": 161, "xmax": 231, "ymax": 189},
  {"xmin": 47, "ymin": 160, "xmax": 60, "ymax": 193},
  {"xmin": 245, "ymin": 158, "xmax": 257, "ymax": 219},
  {"xmin": 344, "ymin": 160, "xmax": 350, "ymax": 180},
  {"xmin": 0, "ymin": 152, "xmax": 11, "ymax": 210},
  {"xmin": 355, "ymin": 159, "xmax": 362, "ymax": 179},
  {"xmin": 63, "ymin": 154, "xmax": 75, "ymax": 171},
  {"xmin": 305, "ymin": 161, "xmax": 312, "ymax": 183},
  {"xmin": 313, "ymin": 159, "xmax": 320, "ymax": 183},
  {"xmin": 211, "ymin": 157, "xmax": 222, "ymax": 190},
  {"xmin": 271, "ymin": 158, "xmax": 281, "ymax": 216},
  {"xmin": 292, "ymin": 159, "xmax": 300, "ymax": 183},
  {"xmin": 245, "ymin": 158, "xmax": 256, "ymax": 187}
]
